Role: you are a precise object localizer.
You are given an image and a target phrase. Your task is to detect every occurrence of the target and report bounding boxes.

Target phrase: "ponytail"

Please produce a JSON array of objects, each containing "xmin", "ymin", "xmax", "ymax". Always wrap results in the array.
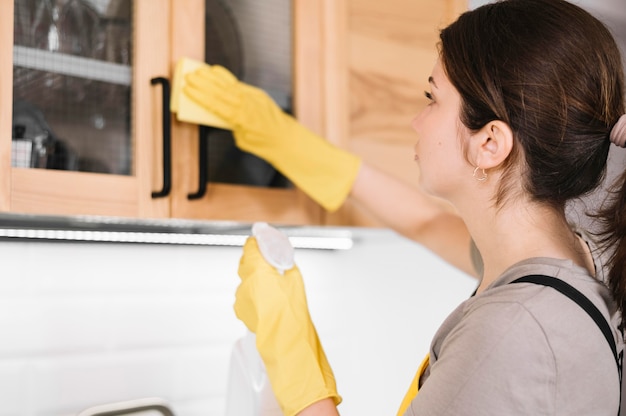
[{"xmin": 599, "ymin": 118, "xmax": 626, "ymax": 327}]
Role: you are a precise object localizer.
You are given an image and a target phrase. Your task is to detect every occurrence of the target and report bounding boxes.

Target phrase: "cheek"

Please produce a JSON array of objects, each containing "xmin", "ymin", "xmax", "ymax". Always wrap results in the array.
[{"xmin": 419, "ymin": 132, "xmax": 467, "ymax": 189}]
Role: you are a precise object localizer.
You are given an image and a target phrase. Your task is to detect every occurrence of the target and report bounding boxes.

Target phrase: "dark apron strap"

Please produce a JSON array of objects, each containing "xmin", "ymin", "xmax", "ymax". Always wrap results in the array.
[{"xmin": 511, "ymin": 274, "xmax": 623, "ymax": 415}]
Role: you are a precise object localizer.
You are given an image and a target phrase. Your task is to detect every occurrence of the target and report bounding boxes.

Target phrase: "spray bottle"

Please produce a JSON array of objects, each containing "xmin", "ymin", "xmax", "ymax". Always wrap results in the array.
[{"xmin": 224, "ymin": 222, "xmax": 294, "ymax": 416}]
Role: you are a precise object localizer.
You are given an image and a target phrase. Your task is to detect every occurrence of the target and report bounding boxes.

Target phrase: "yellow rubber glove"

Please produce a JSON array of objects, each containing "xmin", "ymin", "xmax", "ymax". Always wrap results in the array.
[
  {"xmin": 235, "ymin": 237, "xmax": 341, "ymax": 416},
  {"xmin": 182, "ymin": 63, "xmax": 362, "ymax": 212}
]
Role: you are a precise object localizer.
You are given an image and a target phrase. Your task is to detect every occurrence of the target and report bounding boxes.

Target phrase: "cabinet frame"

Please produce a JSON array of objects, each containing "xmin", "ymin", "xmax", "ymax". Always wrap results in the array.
[
  {"xmin": 1, "ymin": 0, "xmax": 171, "ymax": 218},
  {"xmin": 1, "ymin": 0, "xmax": 467, "ymax": 225},
  {"xmin": 168, "ymin": 0, "xmax": 326, "ymax": 225},
  {"xmin": 0, "ymin": 0, "xmax": 14, "ymax": 212}
]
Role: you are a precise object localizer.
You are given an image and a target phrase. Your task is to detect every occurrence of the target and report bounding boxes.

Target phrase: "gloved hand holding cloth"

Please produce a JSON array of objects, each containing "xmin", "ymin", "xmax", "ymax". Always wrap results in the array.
[
  {"xmin": 181, "ymin": 61, "xmax": 361, "ymax": 212},
  {"xmin": 235, "ymin": 236, "xmax": 341, "ymax": 415}
]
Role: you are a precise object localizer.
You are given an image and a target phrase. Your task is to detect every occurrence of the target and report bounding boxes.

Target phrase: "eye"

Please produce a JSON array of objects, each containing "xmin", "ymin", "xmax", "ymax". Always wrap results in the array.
[{"xmin": 424, "ymin": 91, "xmax": 434, "ymax": 101}]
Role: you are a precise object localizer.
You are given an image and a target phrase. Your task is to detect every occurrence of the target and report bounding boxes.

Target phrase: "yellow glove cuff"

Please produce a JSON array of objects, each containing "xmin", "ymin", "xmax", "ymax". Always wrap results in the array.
[{"xmin": 261, "ymin": 118, "xmax": 361, "ymax": 212}]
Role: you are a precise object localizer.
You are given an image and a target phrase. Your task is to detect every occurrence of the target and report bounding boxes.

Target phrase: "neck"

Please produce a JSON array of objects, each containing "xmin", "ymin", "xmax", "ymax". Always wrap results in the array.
[{"xmin": 461, "ymin": 200, "xmax": 591, "ymax": 294}]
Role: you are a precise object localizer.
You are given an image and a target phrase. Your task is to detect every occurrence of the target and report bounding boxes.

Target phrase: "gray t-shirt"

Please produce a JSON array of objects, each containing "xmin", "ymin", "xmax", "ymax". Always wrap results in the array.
[{"xmin": 405, "ymin": 234, "xmax": 623, "ymax": 415}]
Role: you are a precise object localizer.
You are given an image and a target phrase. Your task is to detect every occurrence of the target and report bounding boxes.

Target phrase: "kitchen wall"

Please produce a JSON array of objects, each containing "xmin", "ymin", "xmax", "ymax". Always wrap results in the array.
[{"xmin": 0, "ymin": 226, "xmax": 475, "ymax": 415}]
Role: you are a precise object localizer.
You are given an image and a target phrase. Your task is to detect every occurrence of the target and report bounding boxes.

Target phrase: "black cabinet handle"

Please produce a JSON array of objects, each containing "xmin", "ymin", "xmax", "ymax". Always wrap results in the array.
[
  {"xmin": 188, "ymin": 125, "xmax": 210, "ymax": 200},
  {"xmin": 150, "ymin": 77, "xmax": 172, "ymax": 198}
]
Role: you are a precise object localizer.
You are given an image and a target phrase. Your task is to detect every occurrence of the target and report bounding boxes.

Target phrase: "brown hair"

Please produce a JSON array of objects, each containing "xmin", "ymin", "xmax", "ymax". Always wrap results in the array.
[{"xmin": 439, "ymin": 0, "xmax": 626, "ymax": 319}]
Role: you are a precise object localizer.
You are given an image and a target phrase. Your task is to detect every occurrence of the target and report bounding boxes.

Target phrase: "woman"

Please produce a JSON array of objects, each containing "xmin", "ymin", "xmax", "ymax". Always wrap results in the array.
[{"xmin": 184, "ymin": 0, "xmax": 626, "ymax": 414}]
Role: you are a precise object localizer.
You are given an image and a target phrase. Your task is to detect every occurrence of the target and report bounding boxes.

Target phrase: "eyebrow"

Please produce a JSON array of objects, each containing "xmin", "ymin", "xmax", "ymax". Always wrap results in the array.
[{"xmin": 428, "ymin": 76, "xmax": 438, "ymax": 88}]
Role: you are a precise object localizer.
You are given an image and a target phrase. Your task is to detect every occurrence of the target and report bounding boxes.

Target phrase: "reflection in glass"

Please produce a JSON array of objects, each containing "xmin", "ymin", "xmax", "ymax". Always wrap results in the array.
[
  {"xmin": 12, "ymin": 0, "xmax": 132, "ymax": 175},
  {"xmin": 203, "ymin": 0, "xmax": 292, "ymax": 188}
]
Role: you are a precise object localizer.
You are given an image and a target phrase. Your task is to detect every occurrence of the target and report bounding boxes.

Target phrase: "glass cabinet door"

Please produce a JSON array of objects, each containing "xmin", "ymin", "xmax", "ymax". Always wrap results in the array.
[
  {"xmin": 169, "ymin": 0, "xmax": 323, "ymax": 225},
  {"xmin": 1, "ymin": 0, "xmax": 171, "ymax": 218},
  {"xmin": 12, "ymin": 0, "xmax": 132, "ymax": 175},
  {"xmin": 201, "ymin": 0, "xmax": 291, "ymax": 188}
]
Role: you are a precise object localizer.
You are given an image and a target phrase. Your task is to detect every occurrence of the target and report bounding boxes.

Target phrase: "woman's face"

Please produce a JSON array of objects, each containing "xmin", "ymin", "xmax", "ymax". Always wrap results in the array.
[{"xmin": 412, "ymin": 59, "xmax": 470, "ymax": 200}]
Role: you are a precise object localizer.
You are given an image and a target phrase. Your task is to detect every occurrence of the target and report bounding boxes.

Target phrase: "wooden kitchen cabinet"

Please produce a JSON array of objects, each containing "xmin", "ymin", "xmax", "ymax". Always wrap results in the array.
[
  {"xmin": 168, "ymin": 0, "xmax": 468, "ymax": 226},
  {"xmin": 167, "ymin": 0, "xmax": 324, "ymax": 225},
  {"xmin": 308, "ymin": 0, "xmax": 468, "ymax": 227},
  {"xmin": 0, "ymin": 0, "xmax": 172, "ymax": 218},
  {"xmin": 0, "ymin": 0, "xmax": 323, "ymax": 225},
  {"xmin": 0, "ymin": 0, "xmax": 466, "ymax": 226}
]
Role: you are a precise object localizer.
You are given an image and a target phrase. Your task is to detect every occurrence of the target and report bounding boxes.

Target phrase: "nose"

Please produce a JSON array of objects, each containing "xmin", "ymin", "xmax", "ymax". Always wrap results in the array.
[
  {"xmin": 411, "ymin": 110, "xmax": 424, "ymax": 132},
  {"xmin": 411, "ymin": 111, "xmax": 424, "ymax": 147},
  {"xmin": 412, "ymin": 116, "xmax": 420, "ymax": 157}
]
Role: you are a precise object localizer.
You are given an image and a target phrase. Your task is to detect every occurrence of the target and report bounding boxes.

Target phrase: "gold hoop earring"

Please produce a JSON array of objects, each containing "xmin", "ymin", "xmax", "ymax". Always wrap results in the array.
[{"xmin": 473, "ymin": 166, "xmax": 487, "ymax": 181}]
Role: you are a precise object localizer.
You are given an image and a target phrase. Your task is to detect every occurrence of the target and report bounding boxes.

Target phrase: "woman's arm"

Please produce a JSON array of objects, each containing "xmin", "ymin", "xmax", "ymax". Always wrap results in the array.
[
  {"xmin": 351, "ymin": 163, "xmax": 477, "ymax": 278},
  {"xmin": 182, "ymin": 64, "xmax": 477, "ymax": 278}
]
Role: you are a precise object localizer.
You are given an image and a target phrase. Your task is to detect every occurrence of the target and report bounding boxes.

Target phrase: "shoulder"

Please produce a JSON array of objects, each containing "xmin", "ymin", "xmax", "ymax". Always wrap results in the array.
[
  {"xmin": 431, "ymin": 286, "xmax": 560, "ymax": 384},
  {"xmin": 451, "ymin": 289, "xmax": 557, "ymax": 356},
  {"xmin": 466, "ymin": 273, "xmax": 611, "ymax": 345},
  {"xmin": 461, "ymin": 273, "xmax": 620, "ymax": 390},
  {"xmin": 421, "ymin": 263, "xmax": 621, "ymax": 414},
  {"xmin": 419, "ymin": 298, "xmax": 558, "ymax": 414},
  {"xmin": 435, "ymin": 272, "xmax": 616, "ymax": 374}
]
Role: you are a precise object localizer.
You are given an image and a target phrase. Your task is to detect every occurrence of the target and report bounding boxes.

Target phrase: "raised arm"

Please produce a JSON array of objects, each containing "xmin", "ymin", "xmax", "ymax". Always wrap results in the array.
[
  {"xmin": 181, "ymin": 63, "xmax": 476, "ymax": 278},
  {"xmin": 351, "ymin": 163, "xmax": 475, "ymax": 276}
]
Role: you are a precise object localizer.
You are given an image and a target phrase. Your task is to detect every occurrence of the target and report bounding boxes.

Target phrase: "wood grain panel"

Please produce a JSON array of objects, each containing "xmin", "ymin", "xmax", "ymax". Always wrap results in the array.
[
  {"xmin": 169, "ymin": 0, "xmax": 205, "ymax": 220},
  {"xmin": 0, "ymin": 0, "xmax": 14, "ymax": 212},
  {"xmin": 11, "ymin": 169, "xmax": 137, "ymax": 216},
  {"xmin": 293, "ymin": 0, "xmax": 326, "ymax": 134},
  {"xmin": 172, "ymin": 183, "xmax": 320, "ymax": 225},
  {"xmin": 169, "ymin": 0, "xmax": 323, "ymax": 225},
  {"xmin": 135, "ymin": 0, "xmax": 171, "ymax": 218},
  {"xmin": 325, "ymin": 0, "xmax": 467, "ymax": 226},
  {"xmin": 4, "ymin": 0, "xmax": 171, "ymax": 218},
  {"xmin": 347, "ymin": 0, "xmax": 461, "ymax": 155}
]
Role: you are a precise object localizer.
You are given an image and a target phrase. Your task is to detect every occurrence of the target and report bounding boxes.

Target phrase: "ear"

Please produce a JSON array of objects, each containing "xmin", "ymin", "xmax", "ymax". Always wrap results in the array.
[{"xmin": 469, "ymin": 120, "xmax": 514, "ymax": 169}]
